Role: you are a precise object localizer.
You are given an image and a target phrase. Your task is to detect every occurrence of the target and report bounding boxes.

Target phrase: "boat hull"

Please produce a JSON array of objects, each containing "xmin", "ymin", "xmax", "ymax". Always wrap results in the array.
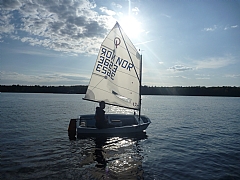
[{"xmin": 76, "ymin": 114, "xmax": 151, "ymax": 136}]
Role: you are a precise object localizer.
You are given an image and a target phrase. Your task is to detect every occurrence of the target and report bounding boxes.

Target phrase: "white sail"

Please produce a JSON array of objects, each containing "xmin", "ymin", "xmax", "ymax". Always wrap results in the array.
[{"xmin": 83, "ymin": 22, "xmax": 141, "ymax": 110}]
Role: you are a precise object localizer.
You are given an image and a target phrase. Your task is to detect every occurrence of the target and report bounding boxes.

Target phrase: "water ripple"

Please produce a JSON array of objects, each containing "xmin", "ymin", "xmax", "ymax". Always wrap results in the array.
[{"xmin": 1, "ymin": 93, "xmax": 240, "ymax": 180}]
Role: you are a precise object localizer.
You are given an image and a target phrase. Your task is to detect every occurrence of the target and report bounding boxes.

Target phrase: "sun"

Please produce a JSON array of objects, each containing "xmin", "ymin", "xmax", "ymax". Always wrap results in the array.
[{"xmin": 119, "ymin": 16, "xmax": 143, "ymax": 39}]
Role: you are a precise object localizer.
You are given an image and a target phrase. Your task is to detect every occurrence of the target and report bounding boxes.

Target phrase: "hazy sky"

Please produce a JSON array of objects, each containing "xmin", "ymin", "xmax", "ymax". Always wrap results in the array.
[{"xmin": 1, "ymin": 0, "xmax": 240, "ymax": 87}]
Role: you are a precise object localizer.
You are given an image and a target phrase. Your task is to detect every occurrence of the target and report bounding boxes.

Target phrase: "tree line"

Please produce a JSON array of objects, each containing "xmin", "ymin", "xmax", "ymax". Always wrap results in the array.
[
  {"xmin": 0, "ymin": 85, "xmax": 87, "ymax": 94},
  {"xmin": 0, "ymin": 85, "xmax": 240, "ymax": 97}
]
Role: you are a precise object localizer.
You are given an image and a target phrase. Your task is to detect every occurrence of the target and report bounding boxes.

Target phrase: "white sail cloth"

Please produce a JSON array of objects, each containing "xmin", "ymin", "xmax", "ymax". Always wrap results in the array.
[{"xmin": 84, "ymin": 22, "xmax": 141, "ymax": 110}]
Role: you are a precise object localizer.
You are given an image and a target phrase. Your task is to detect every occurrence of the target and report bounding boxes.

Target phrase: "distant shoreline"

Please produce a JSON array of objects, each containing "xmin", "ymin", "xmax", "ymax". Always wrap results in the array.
[{"xmin": 0, "ymin": 85, "xmax": 240, "ymax": 97}]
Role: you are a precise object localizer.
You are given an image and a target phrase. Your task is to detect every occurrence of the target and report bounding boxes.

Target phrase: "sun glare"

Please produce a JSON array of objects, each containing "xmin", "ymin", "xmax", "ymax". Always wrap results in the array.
[{"xmin": 119, "ymin": 16, "xmax": 143, "ymax": 39}]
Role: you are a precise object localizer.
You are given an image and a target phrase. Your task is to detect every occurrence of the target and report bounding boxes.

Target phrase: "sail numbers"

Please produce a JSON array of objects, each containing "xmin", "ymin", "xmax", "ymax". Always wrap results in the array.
[{"xmin": 95, "ymin": 47, "xmax": 134, "ymax": 80}]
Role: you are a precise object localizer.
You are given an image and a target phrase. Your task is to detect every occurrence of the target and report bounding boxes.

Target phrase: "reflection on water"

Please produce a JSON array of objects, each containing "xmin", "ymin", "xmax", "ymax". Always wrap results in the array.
[
  {"xmin": 93, "ymin": 137, "xmax": 108, "ymax": 169},
  {"xmin": 76, "ymin": 133, "xmax": 147, "ymax": 179},
  {"xmin": 1, "ymin": 94, "xmax": 240, "ymax": 179}
]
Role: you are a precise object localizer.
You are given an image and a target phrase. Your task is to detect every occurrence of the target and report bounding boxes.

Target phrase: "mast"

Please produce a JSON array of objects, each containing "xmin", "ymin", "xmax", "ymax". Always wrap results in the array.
[{"xmin": 139, "ymin": 53, "xmax": 142, "ymax": 122}]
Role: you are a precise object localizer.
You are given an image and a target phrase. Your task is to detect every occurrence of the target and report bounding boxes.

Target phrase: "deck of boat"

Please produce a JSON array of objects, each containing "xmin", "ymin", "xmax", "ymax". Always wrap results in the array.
[{"xmin": 76, "ymin": 114, "xmax": 151, "ymax": 135}]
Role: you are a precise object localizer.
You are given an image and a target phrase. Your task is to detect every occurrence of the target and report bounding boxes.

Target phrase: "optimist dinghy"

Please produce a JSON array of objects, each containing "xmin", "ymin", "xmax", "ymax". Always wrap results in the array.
[{"xmin": 68, "ymin": 22, "xmax": 151, "ymax": 138}]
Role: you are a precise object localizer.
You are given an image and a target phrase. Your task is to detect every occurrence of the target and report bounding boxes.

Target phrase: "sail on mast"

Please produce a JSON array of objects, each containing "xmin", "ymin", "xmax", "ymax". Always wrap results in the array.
[{"xmin": 83, "ymin": 22, "xmax": 141, "ymax": 110}]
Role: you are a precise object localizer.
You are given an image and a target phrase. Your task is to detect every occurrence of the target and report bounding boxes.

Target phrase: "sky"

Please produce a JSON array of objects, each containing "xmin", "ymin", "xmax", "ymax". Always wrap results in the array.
[{"xmin": 0, "ymin": 0, "xmax": 240, "ymax": 87}]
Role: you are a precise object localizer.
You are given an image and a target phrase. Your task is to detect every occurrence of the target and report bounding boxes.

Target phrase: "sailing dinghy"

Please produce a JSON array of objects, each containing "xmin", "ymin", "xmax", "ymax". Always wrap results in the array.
[{"xmin": 68, "ymin": 22, "xmax": 151, "ymax": 137}]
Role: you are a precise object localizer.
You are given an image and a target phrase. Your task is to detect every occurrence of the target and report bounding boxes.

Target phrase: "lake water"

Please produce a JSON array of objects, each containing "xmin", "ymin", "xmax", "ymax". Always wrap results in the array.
[{"xmin": 0, "ymin": 93, "xmax": 240, "ymax": 180}]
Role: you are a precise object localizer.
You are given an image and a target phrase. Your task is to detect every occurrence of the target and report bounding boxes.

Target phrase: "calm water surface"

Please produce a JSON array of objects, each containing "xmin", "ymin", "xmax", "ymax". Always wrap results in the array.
[{"xmin": 0, "ymin": 93, "xmax": 240, "ymax": 180}]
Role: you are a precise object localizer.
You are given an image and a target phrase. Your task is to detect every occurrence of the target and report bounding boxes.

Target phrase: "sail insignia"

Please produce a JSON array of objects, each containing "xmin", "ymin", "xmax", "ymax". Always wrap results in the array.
[{"xmin": 112, "ymin": 90, "xmax": 131, "ymax": 103}]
